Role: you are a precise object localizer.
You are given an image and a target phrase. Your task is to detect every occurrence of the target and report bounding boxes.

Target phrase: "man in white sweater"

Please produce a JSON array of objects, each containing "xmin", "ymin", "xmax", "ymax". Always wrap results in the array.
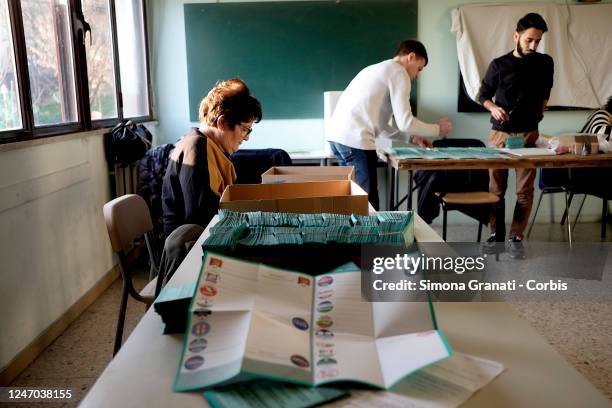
[{"xmin": 327, "ymin": 39, "xmax": 452, "ymax": 210}]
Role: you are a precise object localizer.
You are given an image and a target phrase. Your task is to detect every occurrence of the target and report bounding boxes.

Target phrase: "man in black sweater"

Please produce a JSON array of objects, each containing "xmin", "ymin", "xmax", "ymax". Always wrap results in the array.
[{"xmin": 478, "ymin": 12, "xmax": 554, "ymax": 259}]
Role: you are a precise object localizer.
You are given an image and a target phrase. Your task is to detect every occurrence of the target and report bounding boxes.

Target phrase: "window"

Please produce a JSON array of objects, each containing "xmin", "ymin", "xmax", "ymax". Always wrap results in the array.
[
  {"xmin": 115, "ymin": 0, "xmax": 149, "ymax": 119},
  {"xmin": 1, "ymin": 0, "xmax": 152, "ymax": 143},
  {"xmin": 83, "ymin": 0, "xmax": 117, "ymax": 120},
  {"xmin": 22, "ymin": 0, "xmax": 78, "ymax": 126},
  {"xmin": 0, "ymin": 1, "xmax": 21, "ymax": 131}
]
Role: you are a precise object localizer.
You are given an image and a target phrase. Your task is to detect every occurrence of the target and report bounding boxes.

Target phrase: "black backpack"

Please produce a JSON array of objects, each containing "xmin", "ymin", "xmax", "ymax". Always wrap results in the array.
[{"xmin": 105, "ymin": 121, "xmax": 153, "ymax": 166}]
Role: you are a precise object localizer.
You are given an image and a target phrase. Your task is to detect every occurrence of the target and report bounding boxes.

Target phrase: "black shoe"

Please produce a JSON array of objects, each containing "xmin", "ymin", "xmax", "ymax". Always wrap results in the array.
[
  {"xmin": 507, "ymin": 237, "xmax": 526, "ymax": 259},
  {"xmin": 481, "ymin": 234, "xmax": 504, "ymax": 255}
]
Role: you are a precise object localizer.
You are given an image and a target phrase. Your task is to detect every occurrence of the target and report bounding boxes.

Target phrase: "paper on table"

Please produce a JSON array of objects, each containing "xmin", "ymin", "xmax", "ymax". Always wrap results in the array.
[
  {"xmin": 174, "ymin": 252, "xmax": 450, "ymax": 391},
  {"xmin": 388, "ymin": 147, "xmax": 511, "ymax": 160},
  {"xmin": 498, "ymin": 147, "xmax": 556, "ymax": 156},
  {"xmin": 327, "ymin": 352, "xmax": 504, "ymax": 408},
  {"xmin": 203, "ymin": 380, "xmax": 350, "ymax": 408}
]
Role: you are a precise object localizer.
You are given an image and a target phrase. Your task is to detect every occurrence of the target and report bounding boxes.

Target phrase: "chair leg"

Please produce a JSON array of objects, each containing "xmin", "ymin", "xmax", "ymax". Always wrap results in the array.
[
  {"xmin": 602, "ymin": 199, "xmax": 608, "ymax": 239},
  {"xmin": 561, "ymin": 192, "xmax": 574, "ymax": 226},
  {"xmin": 573, "ymin": 194, "xmax": 587, "ymax": 226},
  {"xmin": 113, "ymin": 281, "xmax": 130, "ymax": 356},
  {"xmin": 477, "ymin": 222, "xmax": 483, "ymax": 242},
  {"xmin": 565, "ymin": 191, "xmax": 572, "ymax": 246},
  {"xmin": 527, "ymin": 190, "xmax": 546, "ymax": 238},
  {"xmin": 442, "ymin": 208, "xmax": 448, "ymax": 241}
]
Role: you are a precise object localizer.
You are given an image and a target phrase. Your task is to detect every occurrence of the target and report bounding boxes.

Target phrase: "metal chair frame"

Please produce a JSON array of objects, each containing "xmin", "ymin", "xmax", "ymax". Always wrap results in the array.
[{"xmin": 103, "ymin": 194, "xmax": 162, "ymax": 356}]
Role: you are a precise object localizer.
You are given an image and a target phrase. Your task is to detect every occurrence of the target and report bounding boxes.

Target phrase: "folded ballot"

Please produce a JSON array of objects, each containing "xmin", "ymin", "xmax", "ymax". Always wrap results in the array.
[{"xmin": 174, "ymin": 252, "xmax": 452, "ymax": 391}]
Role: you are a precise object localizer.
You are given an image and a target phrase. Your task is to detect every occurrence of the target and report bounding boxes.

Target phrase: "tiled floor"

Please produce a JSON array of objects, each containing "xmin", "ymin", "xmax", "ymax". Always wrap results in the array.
[
  {"xmin": 5, "ymin": 221, "xmax": 612, "ymax": 406},
  {"xmin": 6, "ymin": 271, "xmax": 149, "ymax": 408},
  {"xmin": 437, "ymin": 220, "xmax": 612, "ymax": 402}
]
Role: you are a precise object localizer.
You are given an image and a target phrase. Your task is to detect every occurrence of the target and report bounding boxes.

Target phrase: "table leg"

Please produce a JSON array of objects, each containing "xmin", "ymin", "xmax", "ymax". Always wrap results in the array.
[
  {"xmin": 495, "ymin": 199, "xmax": 505, "ymax": 242},
  {"xmin": 565, "ymin": 191, "xmax": 572, "ymax": 247},
  {"xmin": 407, "ymin": 170, "xmax": 413, "ymax": 210},
  {"xmin": 566, "ymin": 168, "xmax": 573, "ymax": 247},
  {"xmin": 387, "ymin": 163, "xmax": 396, "ymax": 211}
]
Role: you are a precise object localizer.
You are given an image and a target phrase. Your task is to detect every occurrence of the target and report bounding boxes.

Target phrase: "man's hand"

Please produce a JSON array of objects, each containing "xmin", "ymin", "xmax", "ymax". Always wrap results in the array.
[
  {"xmin": 484, "ymin": 100, "xmax": 509, "ymax": 122},
  {"xmin": 438, "ymin": 117, "xmax": 452, "ymax": 137},
  {"xmin": 411, "ymin": 135, "xmax": 433, "ymax": 148}
]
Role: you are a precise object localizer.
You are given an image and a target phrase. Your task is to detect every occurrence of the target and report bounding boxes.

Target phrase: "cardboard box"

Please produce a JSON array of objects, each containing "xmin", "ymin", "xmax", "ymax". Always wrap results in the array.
[
  {"xmin": 220, "ymin": 180, "xmax": 368, "ymax": 215},
  {"xmin": 558, "ymin": 134, "xmax": 598, "ymax": 154},
  {"xmin": 261, "ymin": 166, "xmax": 355, "ymax": 184}
]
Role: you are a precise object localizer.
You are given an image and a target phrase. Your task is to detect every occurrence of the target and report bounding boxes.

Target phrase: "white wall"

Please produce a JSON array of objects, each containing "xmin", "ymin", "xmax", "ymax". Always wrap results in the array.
[
  {"xmin": 148, "ymin": 0, "xmax": 609, "ymax": 222},
  {"xmin": 0, "ymin": 132, "xmax": 114, "ymax": 369}
]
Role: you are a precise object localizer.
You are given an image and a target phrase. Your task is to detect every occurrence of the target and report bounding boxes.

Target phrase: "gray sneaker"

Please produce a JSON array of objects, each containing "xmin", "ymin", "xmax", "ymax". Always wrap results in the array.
[
  {"xmin": 507, "ymin": 237, "xmax": 526, "ymax": 259},
  {"xmin": 481, "ymin": 234, "xmax": 504, "ymax": 255}
]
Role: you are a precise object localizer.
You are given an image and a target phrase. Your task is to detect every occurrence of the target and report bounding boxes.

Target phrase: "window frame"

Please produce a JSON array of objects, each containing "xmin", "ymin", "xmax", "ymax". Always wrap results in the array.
[
  {"xmin": 107, "ymin": 0, "xmax": 154, "ymax": 126},
  {"xmin": 0, "ymin": 0, "xmax": 154, "ymax": 144}
]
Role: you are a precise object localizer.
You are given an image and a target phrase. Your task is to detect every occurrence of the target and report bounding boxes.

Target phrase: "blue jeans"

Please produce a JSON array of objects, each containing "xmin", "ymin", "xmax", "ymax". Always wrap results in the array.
[{"xmin": 329, "ymin": 141, "xmax": 379, "ymax": 210}]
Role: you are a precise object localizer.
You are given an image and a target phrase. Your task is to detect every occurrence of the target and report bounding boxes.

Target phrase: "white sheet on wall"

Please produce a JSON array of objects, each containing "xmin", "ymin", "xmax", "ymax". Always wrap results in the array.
[{"xmin": 451, "ymin": 3, "xmax": 612, "ymax": 109}]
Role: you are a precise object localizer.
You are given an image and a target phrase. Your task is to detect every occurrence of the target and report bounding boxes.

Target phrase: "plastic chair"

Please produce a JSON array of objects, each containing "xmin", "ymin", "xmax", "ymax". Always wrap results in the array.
[
  {"xmin": 526, "ymin": 168, "xmax": 571, "ymax": 238},
  {"xmin": 230, "ymin": 148, "xmax": 292, "ymax": 184},
  {"xmin": 565, "ymin": 168, "xmax": 612, "ymax": 238},
  {"xmin": 436, "ymin": 191, "xmax": 499, "ymax": 241},
  {"xmin": 103, "ymin": 194, "xmax": 162, "ymax": 355},
  {"xmin": 430, "ymin": 139, "xmax": 498, "ymax": 242}
]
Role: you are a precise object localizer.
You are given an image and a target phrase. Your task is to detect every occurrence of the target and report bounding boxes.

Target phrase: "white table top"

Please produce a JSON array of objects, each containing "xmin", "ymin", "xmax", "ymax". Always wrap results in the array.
[{"xmin": 79, "ymin": 215, "xmax": 609, "ymax": 407}]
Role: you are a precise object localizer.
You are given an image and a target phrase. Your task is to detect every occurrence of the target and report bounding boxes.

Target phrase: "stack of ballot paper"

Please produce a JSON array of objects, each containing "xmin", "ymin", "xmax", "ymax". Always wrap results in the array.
[
  {"xmin": 153, "ymin": 282, "xmax": 196, "ymax": 334},
  {"xmin": 389, "ymin": 147, "xmax": 508, "ymax": 160},
  {"xmin": 204, "ymin": 210, "xmax": 414, "ymax": 249},
  {"xmin": 498, "ymin": 147, "xmax": 556, "ymax": 156},
  {"xmin": 201, "ymin": 210, "xmax": 415, "ymax": 274},
  {"xmin": 157, "ymin": 211, "xmax": 415, "ymax": 333},
  {"xmin": 174, "ymin": 252, "xmax": 452, "ymax": 391},
  {"xmin": 202, "ymin": 353, "xmax": 504, "ymax": 408}
]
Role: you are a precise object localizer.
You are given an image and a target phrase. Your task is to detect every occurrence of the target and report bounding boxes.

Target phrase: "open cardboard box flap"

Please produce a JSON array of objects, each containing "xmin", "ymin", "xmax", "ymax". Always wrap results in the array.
[
  {"xmin": 261, "ymin": 166, "xmax": 355, "ymax": 183},
  {"xmin": 220, "ymin": 180, "xmax": 368, "ymax": 215}
]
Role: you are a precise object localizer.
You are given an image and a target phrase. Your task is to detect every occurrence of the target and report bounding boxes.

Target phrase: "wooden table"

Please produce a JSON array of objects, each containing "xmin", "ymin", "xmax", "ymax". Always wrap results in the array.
[
  {"xmin": 78, "ymin": 214, "xmax": 610, "ymax": 407},
  {"xmin": 385, "ymin": 152, "xmax": 612, "ymax": 244}
]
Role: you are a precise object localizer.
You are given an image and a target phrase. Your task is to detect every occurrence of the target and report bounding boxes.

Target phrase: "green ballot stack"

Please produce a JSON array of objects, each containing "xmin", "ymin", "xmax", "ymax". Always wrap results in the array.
[
  {"xmin": 204, "ymin": 380, "xmax": 350, "ymax": 408},
  {"xmin": 390, "ymin": 146, "xmax": 507, "ymax": 160},
  {"xmin": 156, "ymin": 211, "xmax": 415, "ymax": 335},
  {"xmin": 201, "ymin": 210, "xmax": 414, "ymax": 273}
]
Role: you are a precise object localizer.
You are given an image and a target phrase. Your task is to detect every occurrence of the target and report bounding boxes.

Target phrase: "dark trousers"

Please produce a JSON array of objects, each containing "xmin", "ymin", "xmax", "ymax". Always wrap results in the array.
[
  {"xmin": 329, "ymin": 141, "xmax": 379, "ymax": 210},
  {"xmin": 159, "ymin": 224, "xmax": 205, "ymax": 287}
]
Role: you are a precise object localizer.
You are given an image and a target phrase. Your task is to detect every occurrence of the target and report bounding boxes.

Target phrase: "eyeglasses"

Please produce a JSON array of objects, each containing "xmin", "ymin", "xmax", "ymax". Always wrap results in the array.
[{"xmin": 238, "ymin": 123, "xmax": 253, "ymax": 136}]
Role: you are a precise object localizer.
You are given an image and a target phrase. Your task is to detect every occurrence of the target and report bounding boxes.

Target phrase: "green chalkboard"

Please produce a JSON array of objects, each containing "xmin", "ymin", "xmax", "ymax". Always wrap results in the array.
[{"xmin": 185, "ymin": 1, "xmax": 417, "ymax": 121}]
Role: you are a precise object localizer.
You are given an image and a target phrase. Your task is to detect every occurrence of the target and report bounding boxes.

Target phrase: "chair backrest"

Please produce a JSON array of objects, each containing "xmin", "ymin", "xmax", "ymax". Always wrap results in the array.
[
  {"xmin": 231, "ymin": 148, "xmax": 292, "ymax": 184},
  {"xmin": 433, "ymin": 138, "xmax": 485, "ymax": 148},
  {"xmin": 432, "ymin": 138, "xmax": 489, "ymax": 192},
  {"xmin": 103, "ymin": 194, "xmax": 154, "ymax": 253},
  {"xmin": 538, "ymin": 168, "xmax": 569, "ymax": 190}
]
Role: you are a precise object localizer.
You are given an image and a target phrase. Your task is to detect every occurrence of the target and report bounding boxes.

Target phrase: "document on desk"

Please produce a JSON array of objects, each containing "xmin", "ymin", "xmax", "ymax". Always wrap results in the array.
[
  {"xmin": 174, "ymin": 252, "xmax": 452, "ymax": 392},
  {"xmin": 327, "ymin": 352, "xmax": 504, "ymax": 408},
  {"xmin": 498, "ymin": 147, "xmax": 556, "ymax": 156},
  {"xmin": 387, "ymin": 147, "xmax": 510, "ymax": 160}
]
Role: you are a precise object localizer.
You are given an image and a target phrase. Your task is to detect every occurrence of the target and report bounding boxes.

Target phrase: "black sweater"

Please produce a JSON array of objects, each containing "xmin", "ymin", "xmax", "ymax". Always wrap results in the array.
[
  {"xmin": 478, "ymin": 51, "xmax": 554, "ymax": 133},
  {"xmin": 161, "ymin": 129, "xmax": 236, "ymax": 237}
]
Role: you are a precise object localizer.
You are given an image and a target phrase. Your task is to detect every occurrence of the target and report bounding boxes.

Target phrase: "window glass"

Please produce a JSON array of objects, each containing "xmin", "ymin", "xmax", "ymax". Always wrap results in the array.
[
  {"xmin": 83, "ymin": 0, "xmax": 117, "ymax": 120},
  {"xmin": 115, "ymin": 0, "xmax": 149, "ymax": 118},
  {"xmin": 21, "ymin": 0, "xmax": 78, "ymax": 126},
  {"xmin": 0, "ymin": 1, "xmax": 22, "ymax": 131}
]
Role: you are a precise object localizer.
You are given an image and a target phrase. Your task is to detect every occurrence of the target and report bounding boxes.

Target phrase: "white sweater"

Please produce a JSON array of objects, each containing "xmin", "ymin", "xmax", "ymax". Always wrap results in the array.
[{"xmin": 327, "ymin": 59, "xmax": 440, "ymax": 150}]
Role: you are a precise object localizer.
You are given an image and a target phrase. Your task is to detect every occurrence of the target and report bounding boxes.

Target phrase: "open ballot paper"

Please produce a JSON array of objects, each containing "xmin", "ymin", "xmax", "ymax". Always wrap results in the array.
[
  {"xmin": 327, "ymin": 353, "xmax": 504, "ymax": 408},
  {"xmin": 174, "ymin": 252, "xmax": 452, "ymax": 391}
]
